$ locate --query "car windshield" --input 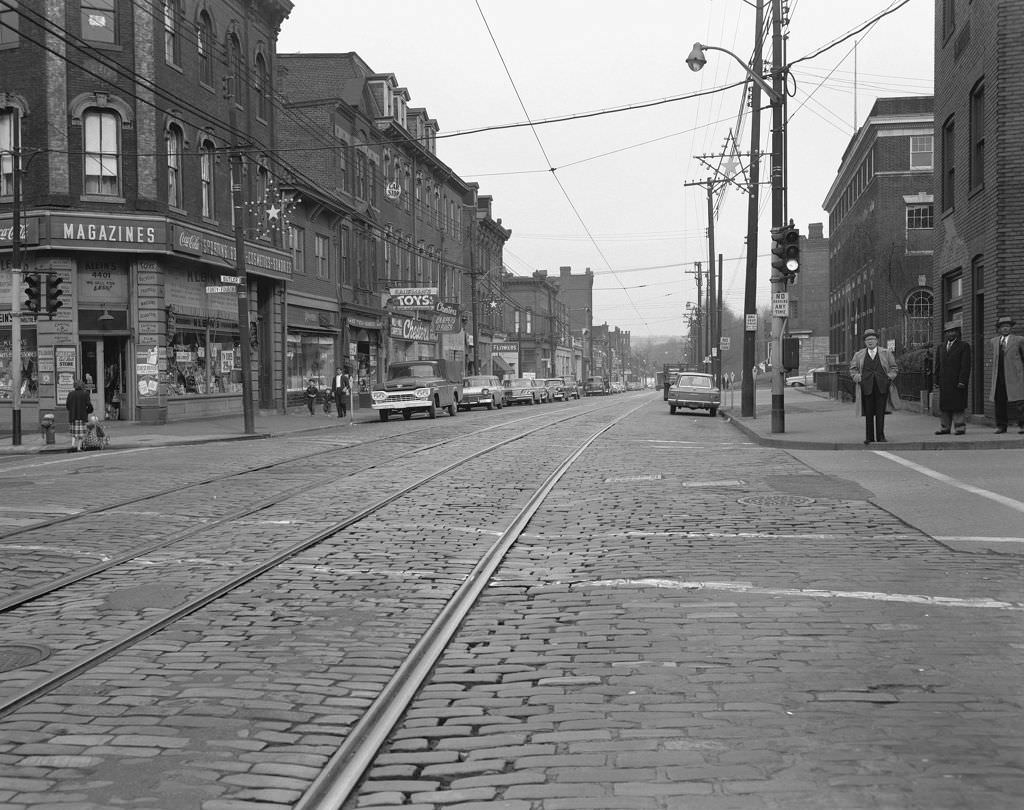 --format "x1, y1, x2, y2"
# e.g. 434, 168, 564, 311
463, 377, 491, 386
676, 375, 712, 388
390, 363, 439, 379
508, 378, 532, 386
